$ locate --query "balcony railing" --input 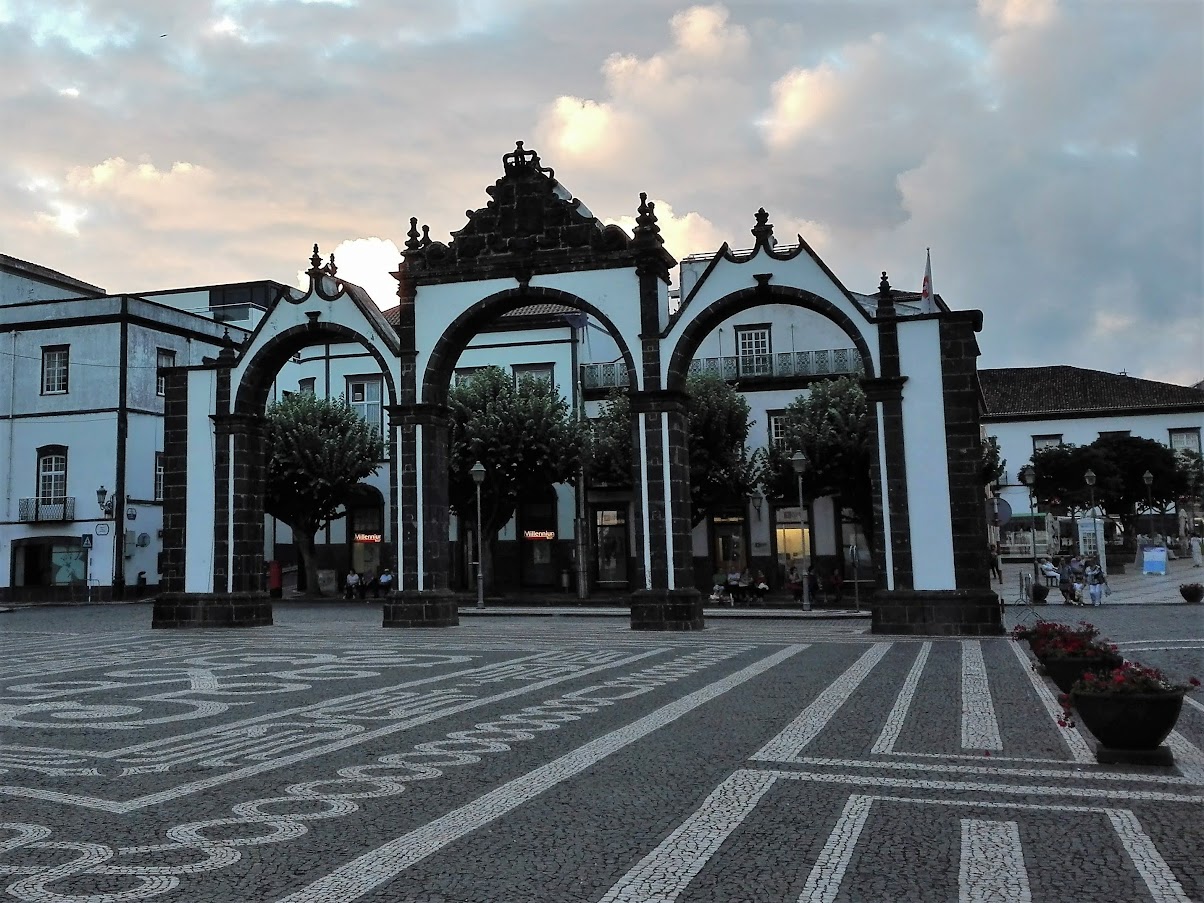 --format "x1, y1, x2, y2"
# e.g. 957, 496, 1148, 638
580, 348, 862, 390
19, 497, 76, 522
